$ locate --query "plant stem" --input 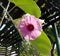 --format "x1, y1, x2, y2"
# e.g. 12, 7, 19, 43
51, 42, 56, 56
52, 23, 60, 56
